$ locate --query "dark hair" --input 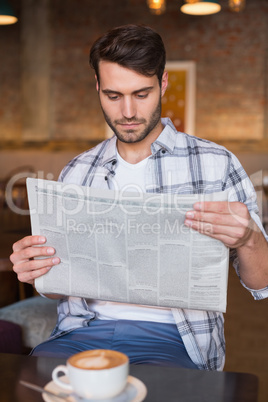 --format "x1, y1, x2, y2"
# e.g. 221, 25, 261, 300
89, 24, 166, 86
